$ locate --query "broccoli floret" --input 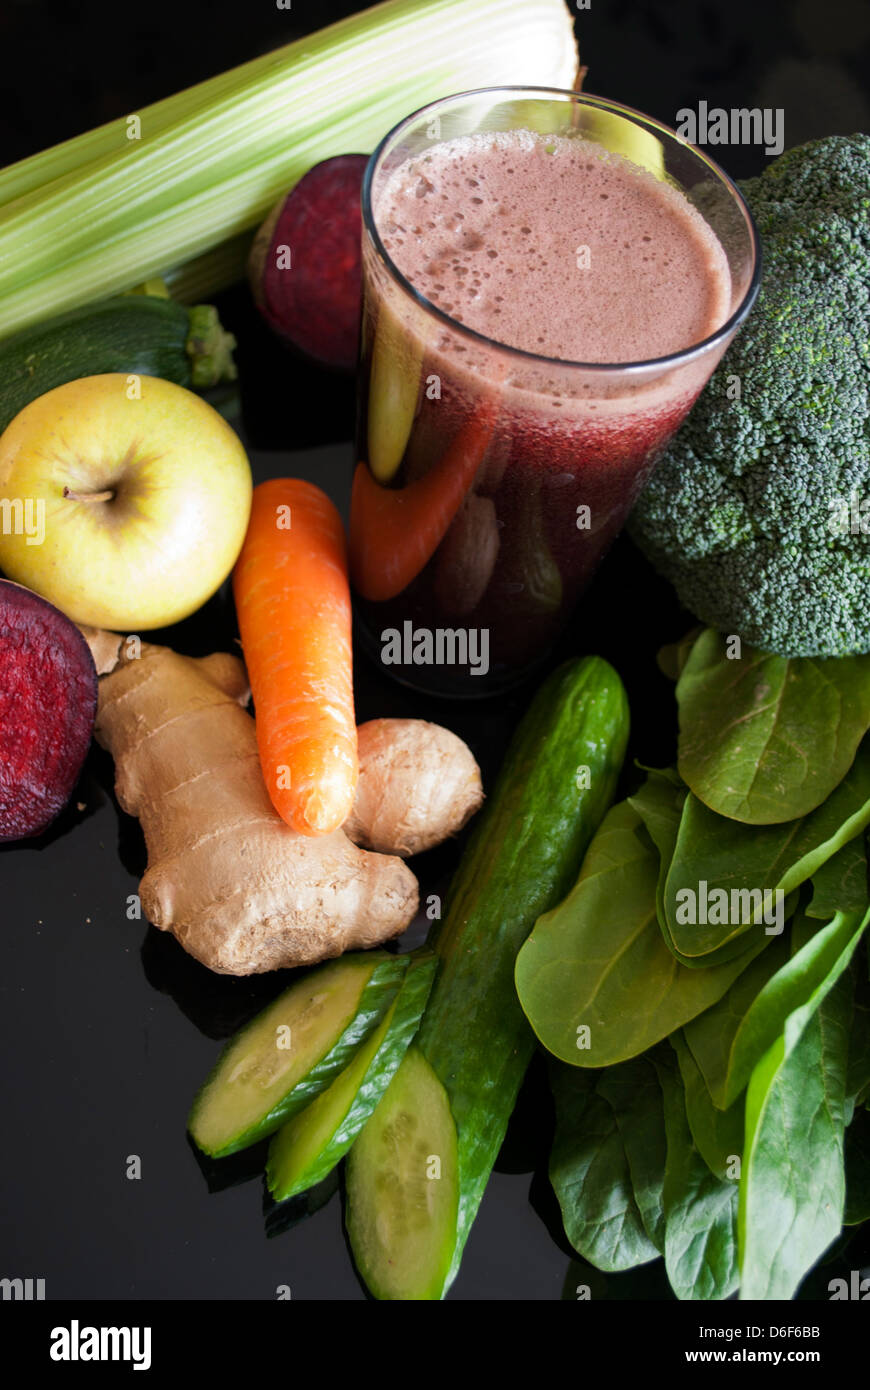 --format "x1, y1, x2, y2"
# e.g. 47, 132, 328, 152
629, 134, 870, 658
